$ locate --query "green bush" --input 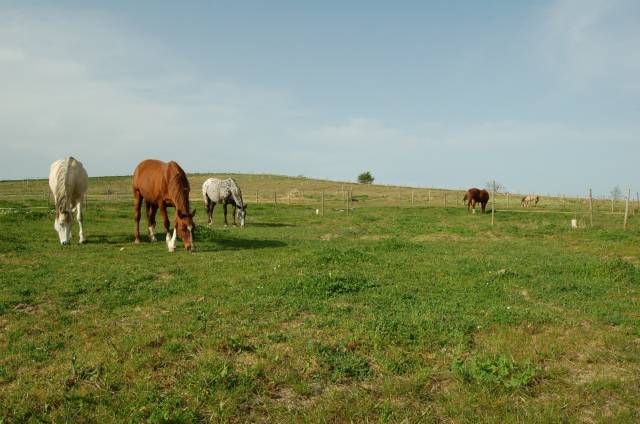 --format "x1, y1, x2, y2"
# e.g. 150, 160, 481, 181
357, 171, 374, 184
